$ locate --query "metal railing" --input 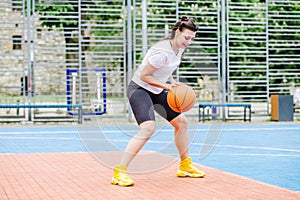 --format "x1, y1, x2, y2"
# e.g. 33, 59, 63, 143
0, 0, 299, 122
